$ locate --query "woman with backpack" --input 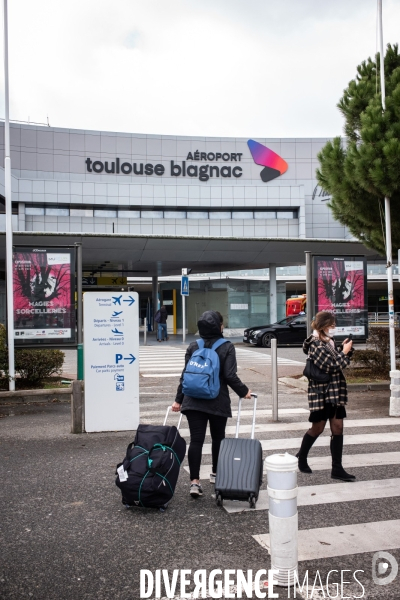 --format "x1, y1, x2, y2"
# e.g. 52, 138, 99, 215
297, 311, 355, 481
171, 310, 252, 498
